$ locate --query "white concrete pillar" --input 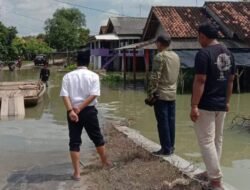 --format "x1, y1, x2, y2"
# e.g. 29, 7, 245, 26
98, 56, 102, 69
